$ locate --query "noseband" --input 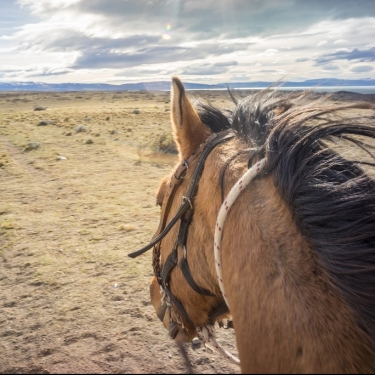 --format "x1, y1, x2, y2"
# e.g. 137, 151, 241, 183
129, 129, 235, 332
